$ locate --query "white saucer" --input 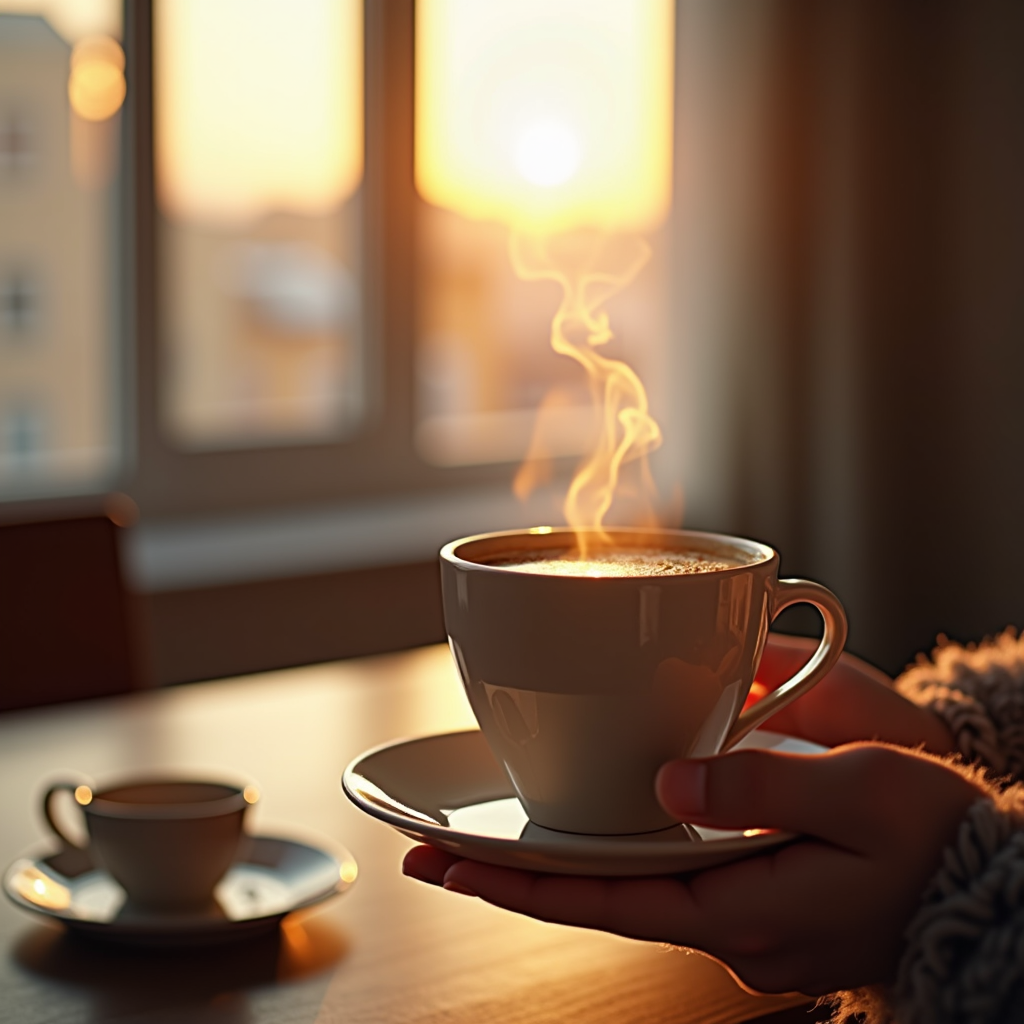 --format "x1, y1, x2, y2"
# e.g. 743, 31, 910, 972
343, 729, 825, 877
3, 835, 357, 946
